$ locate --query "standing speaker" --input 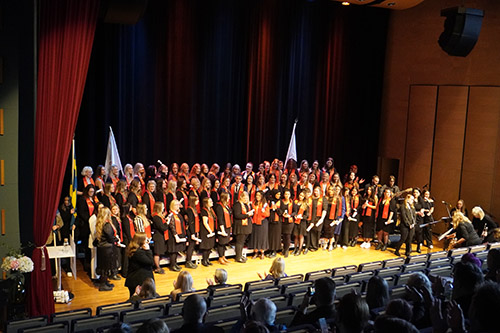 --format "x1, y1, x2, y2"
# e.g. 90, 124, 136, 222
438, 7, 484, 57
